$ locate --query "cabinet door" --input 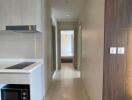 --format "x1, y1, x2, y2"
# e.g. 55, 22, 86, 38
19, 0, 38, 25
0, 0, 22, 28
0, 0, 41, 30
